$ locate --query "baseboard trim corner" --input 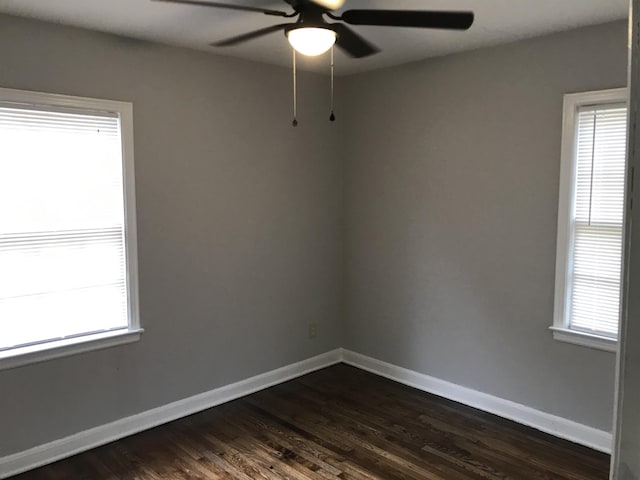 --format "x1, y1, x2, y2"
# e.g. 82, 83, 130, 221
0, 348, 342, 479
341, 349, 612, 454
1, 347, 612, 478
